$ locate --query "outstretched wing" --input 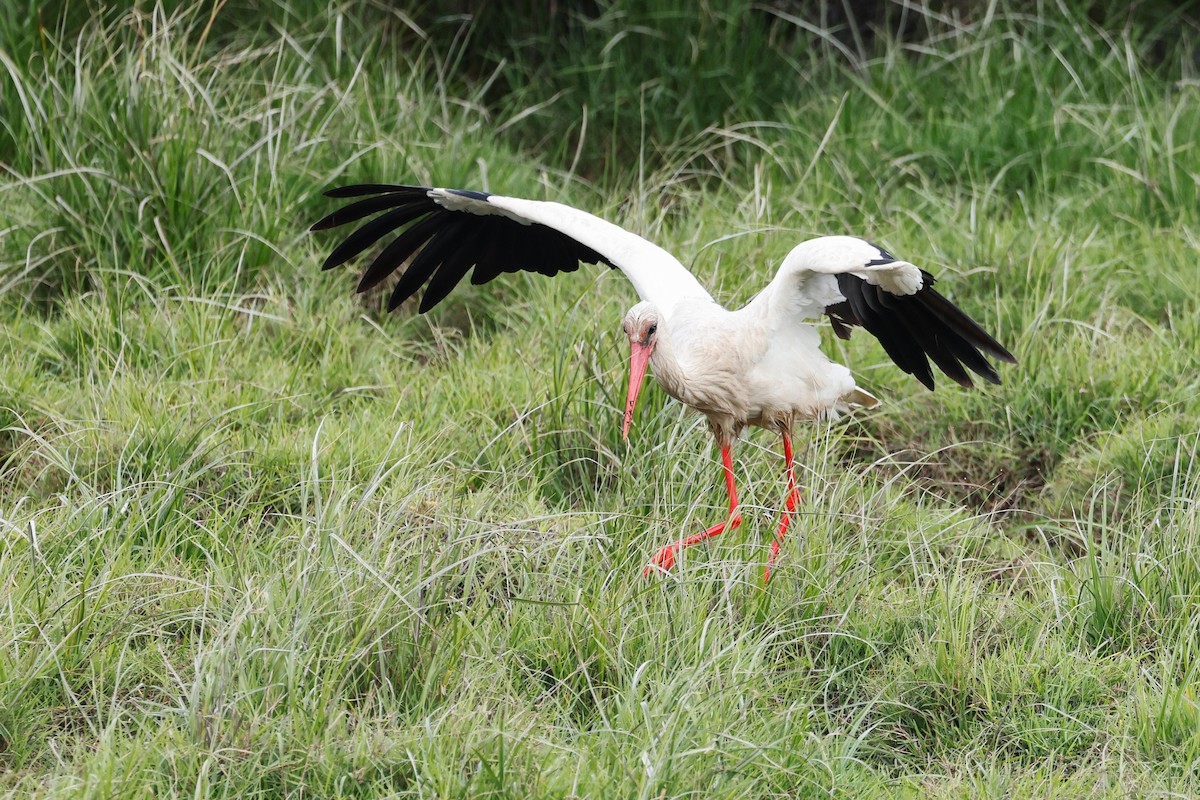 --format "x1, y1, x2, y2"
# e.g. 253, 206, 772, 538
770, 236, 1016, 390
310, 184, 713, 314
